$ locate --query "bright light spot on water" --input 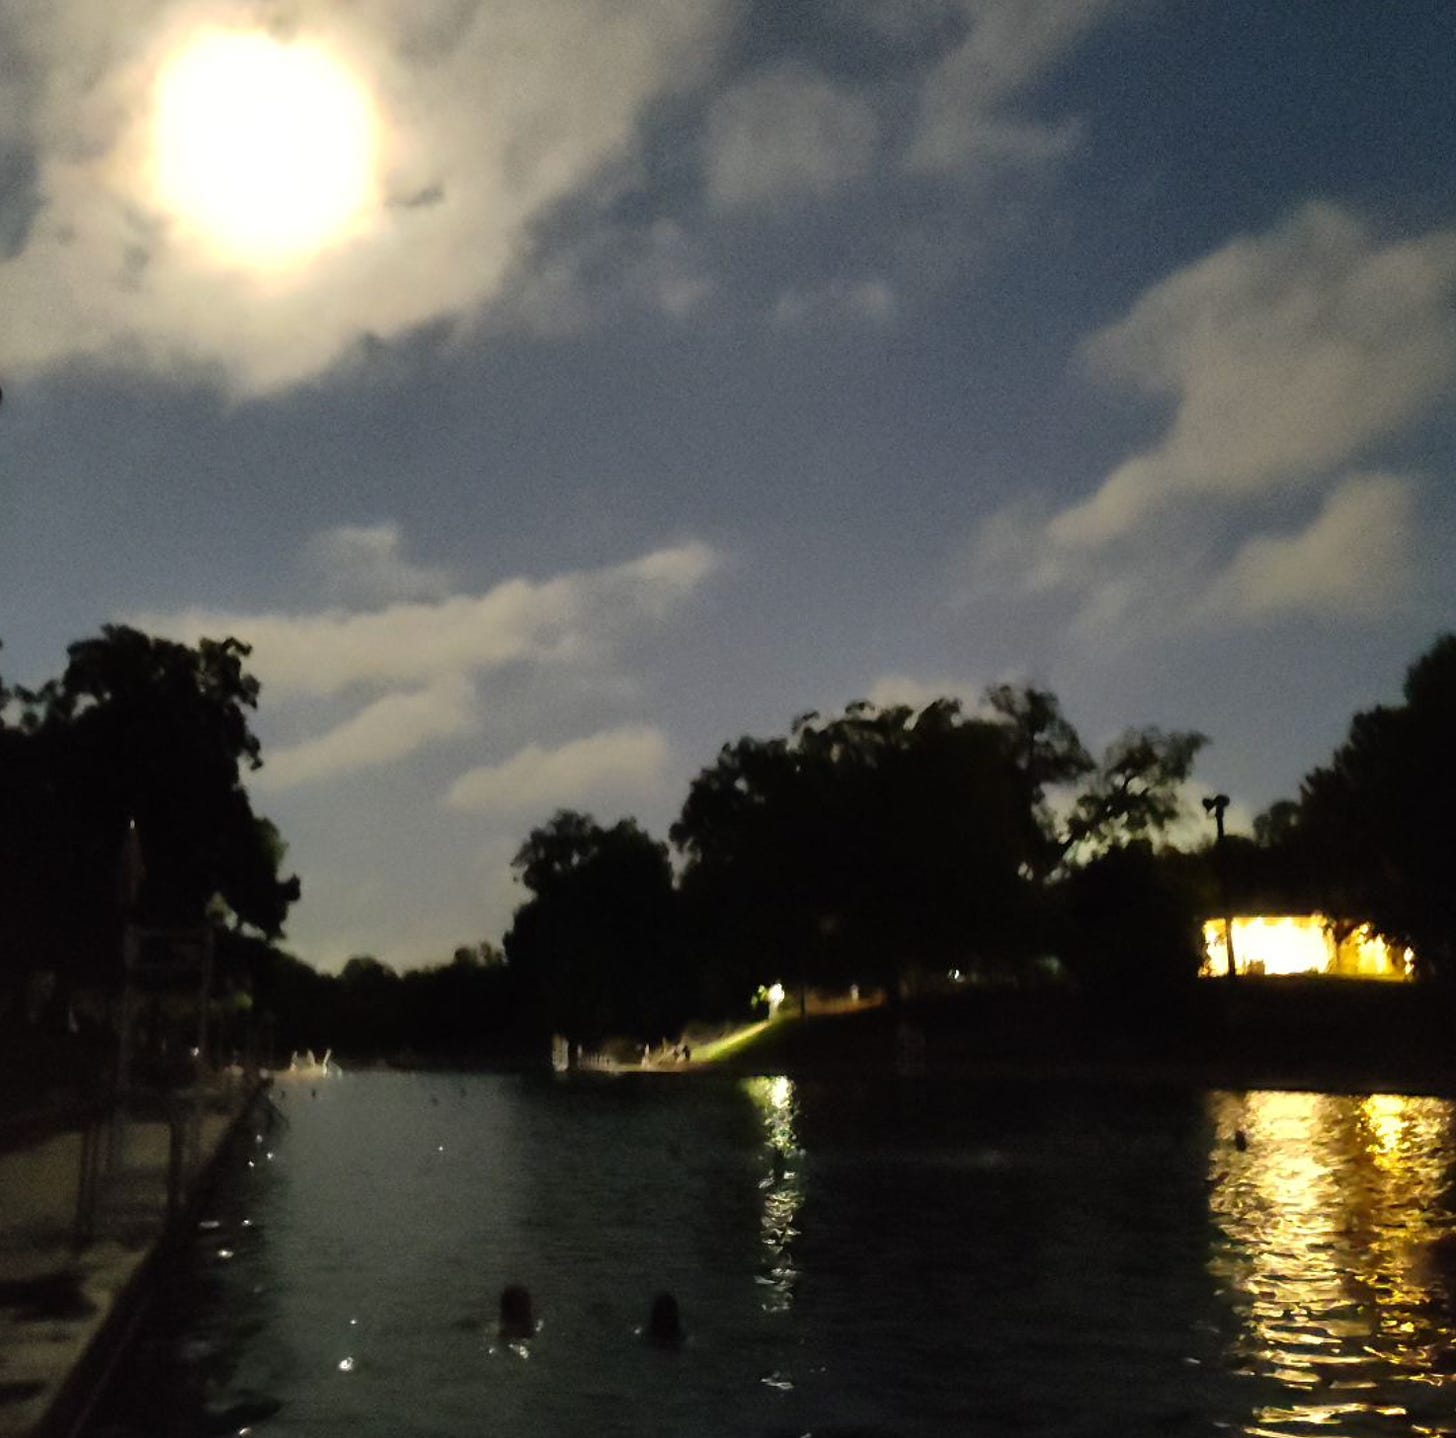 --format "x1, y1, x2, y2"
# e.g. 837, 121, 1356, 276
745, 1076, 797, 1152
349, 1317, 358, 1326
1208, 1089, 1454, 1434
744, 1076, 803, 1312
437, 1145, 444, 1152
338, 1356, 355, 1372
216, 1247, 234, 1259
